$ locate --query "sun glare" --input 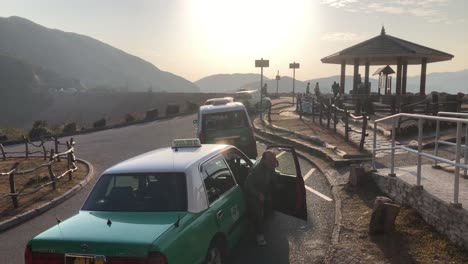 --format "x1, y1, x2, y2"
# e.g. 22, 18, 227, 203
189, 0, 311, 59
